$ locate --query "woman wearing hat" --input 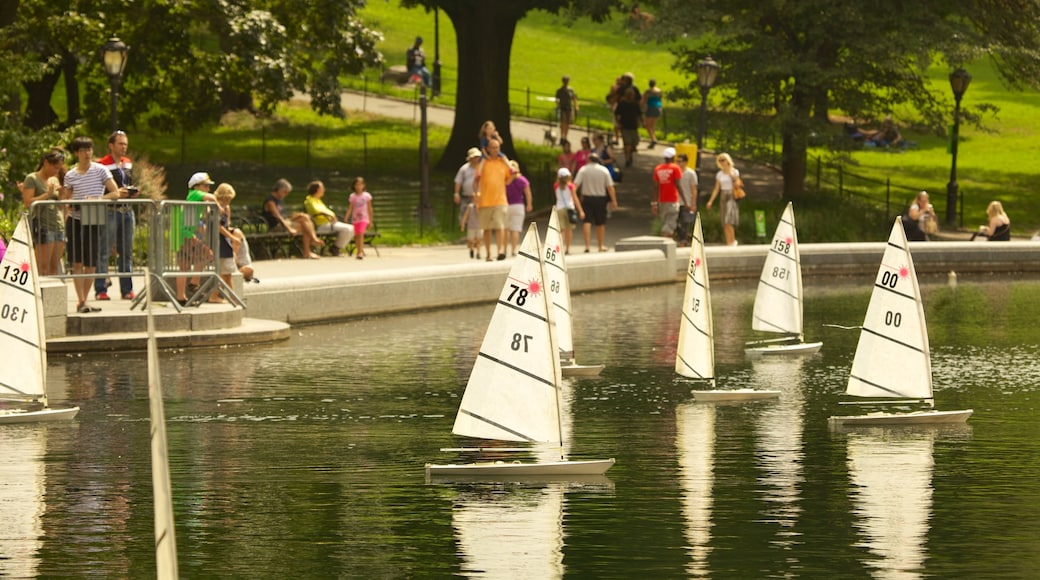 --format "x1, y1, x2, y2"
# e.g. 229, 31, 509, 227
553, 167, 584, 255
